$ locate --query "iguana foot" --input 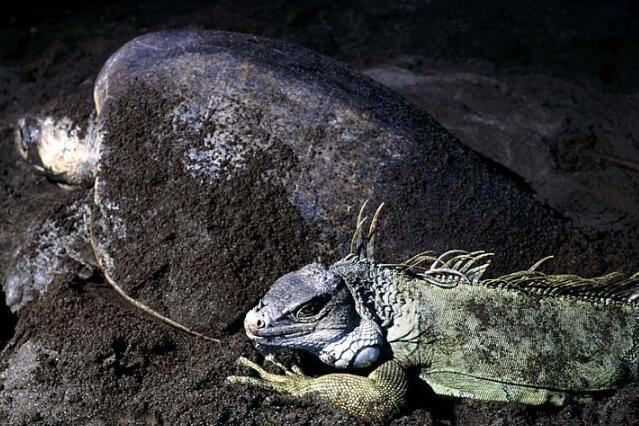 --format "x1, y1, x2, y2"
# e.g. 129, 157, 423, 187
226, 355, 309, 393
227, 356, 409, 421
